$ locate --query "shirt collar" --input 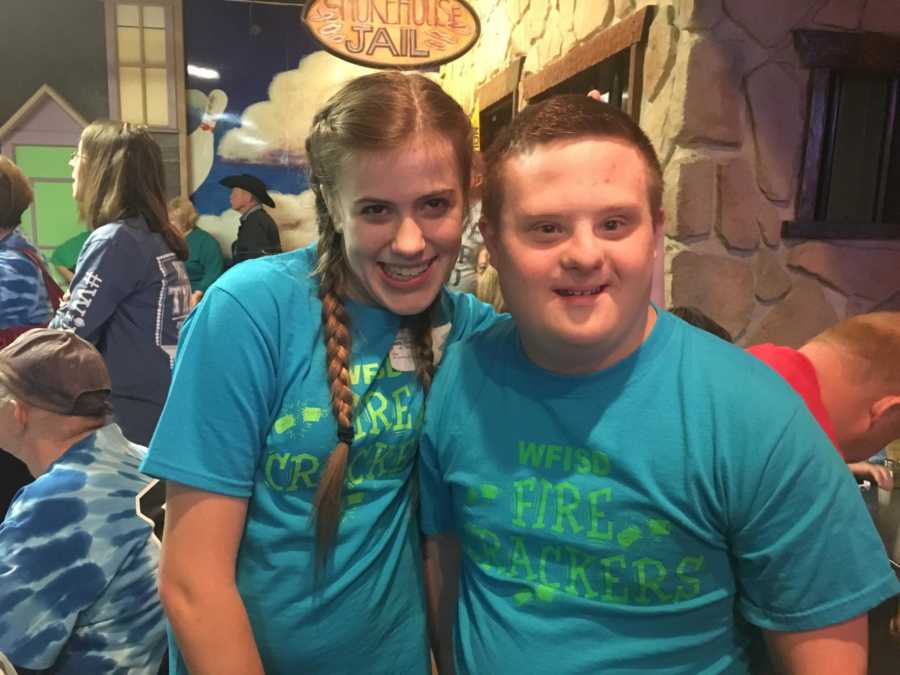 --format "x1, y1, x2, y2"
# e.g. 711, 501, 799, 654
240, 204, 263, 222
